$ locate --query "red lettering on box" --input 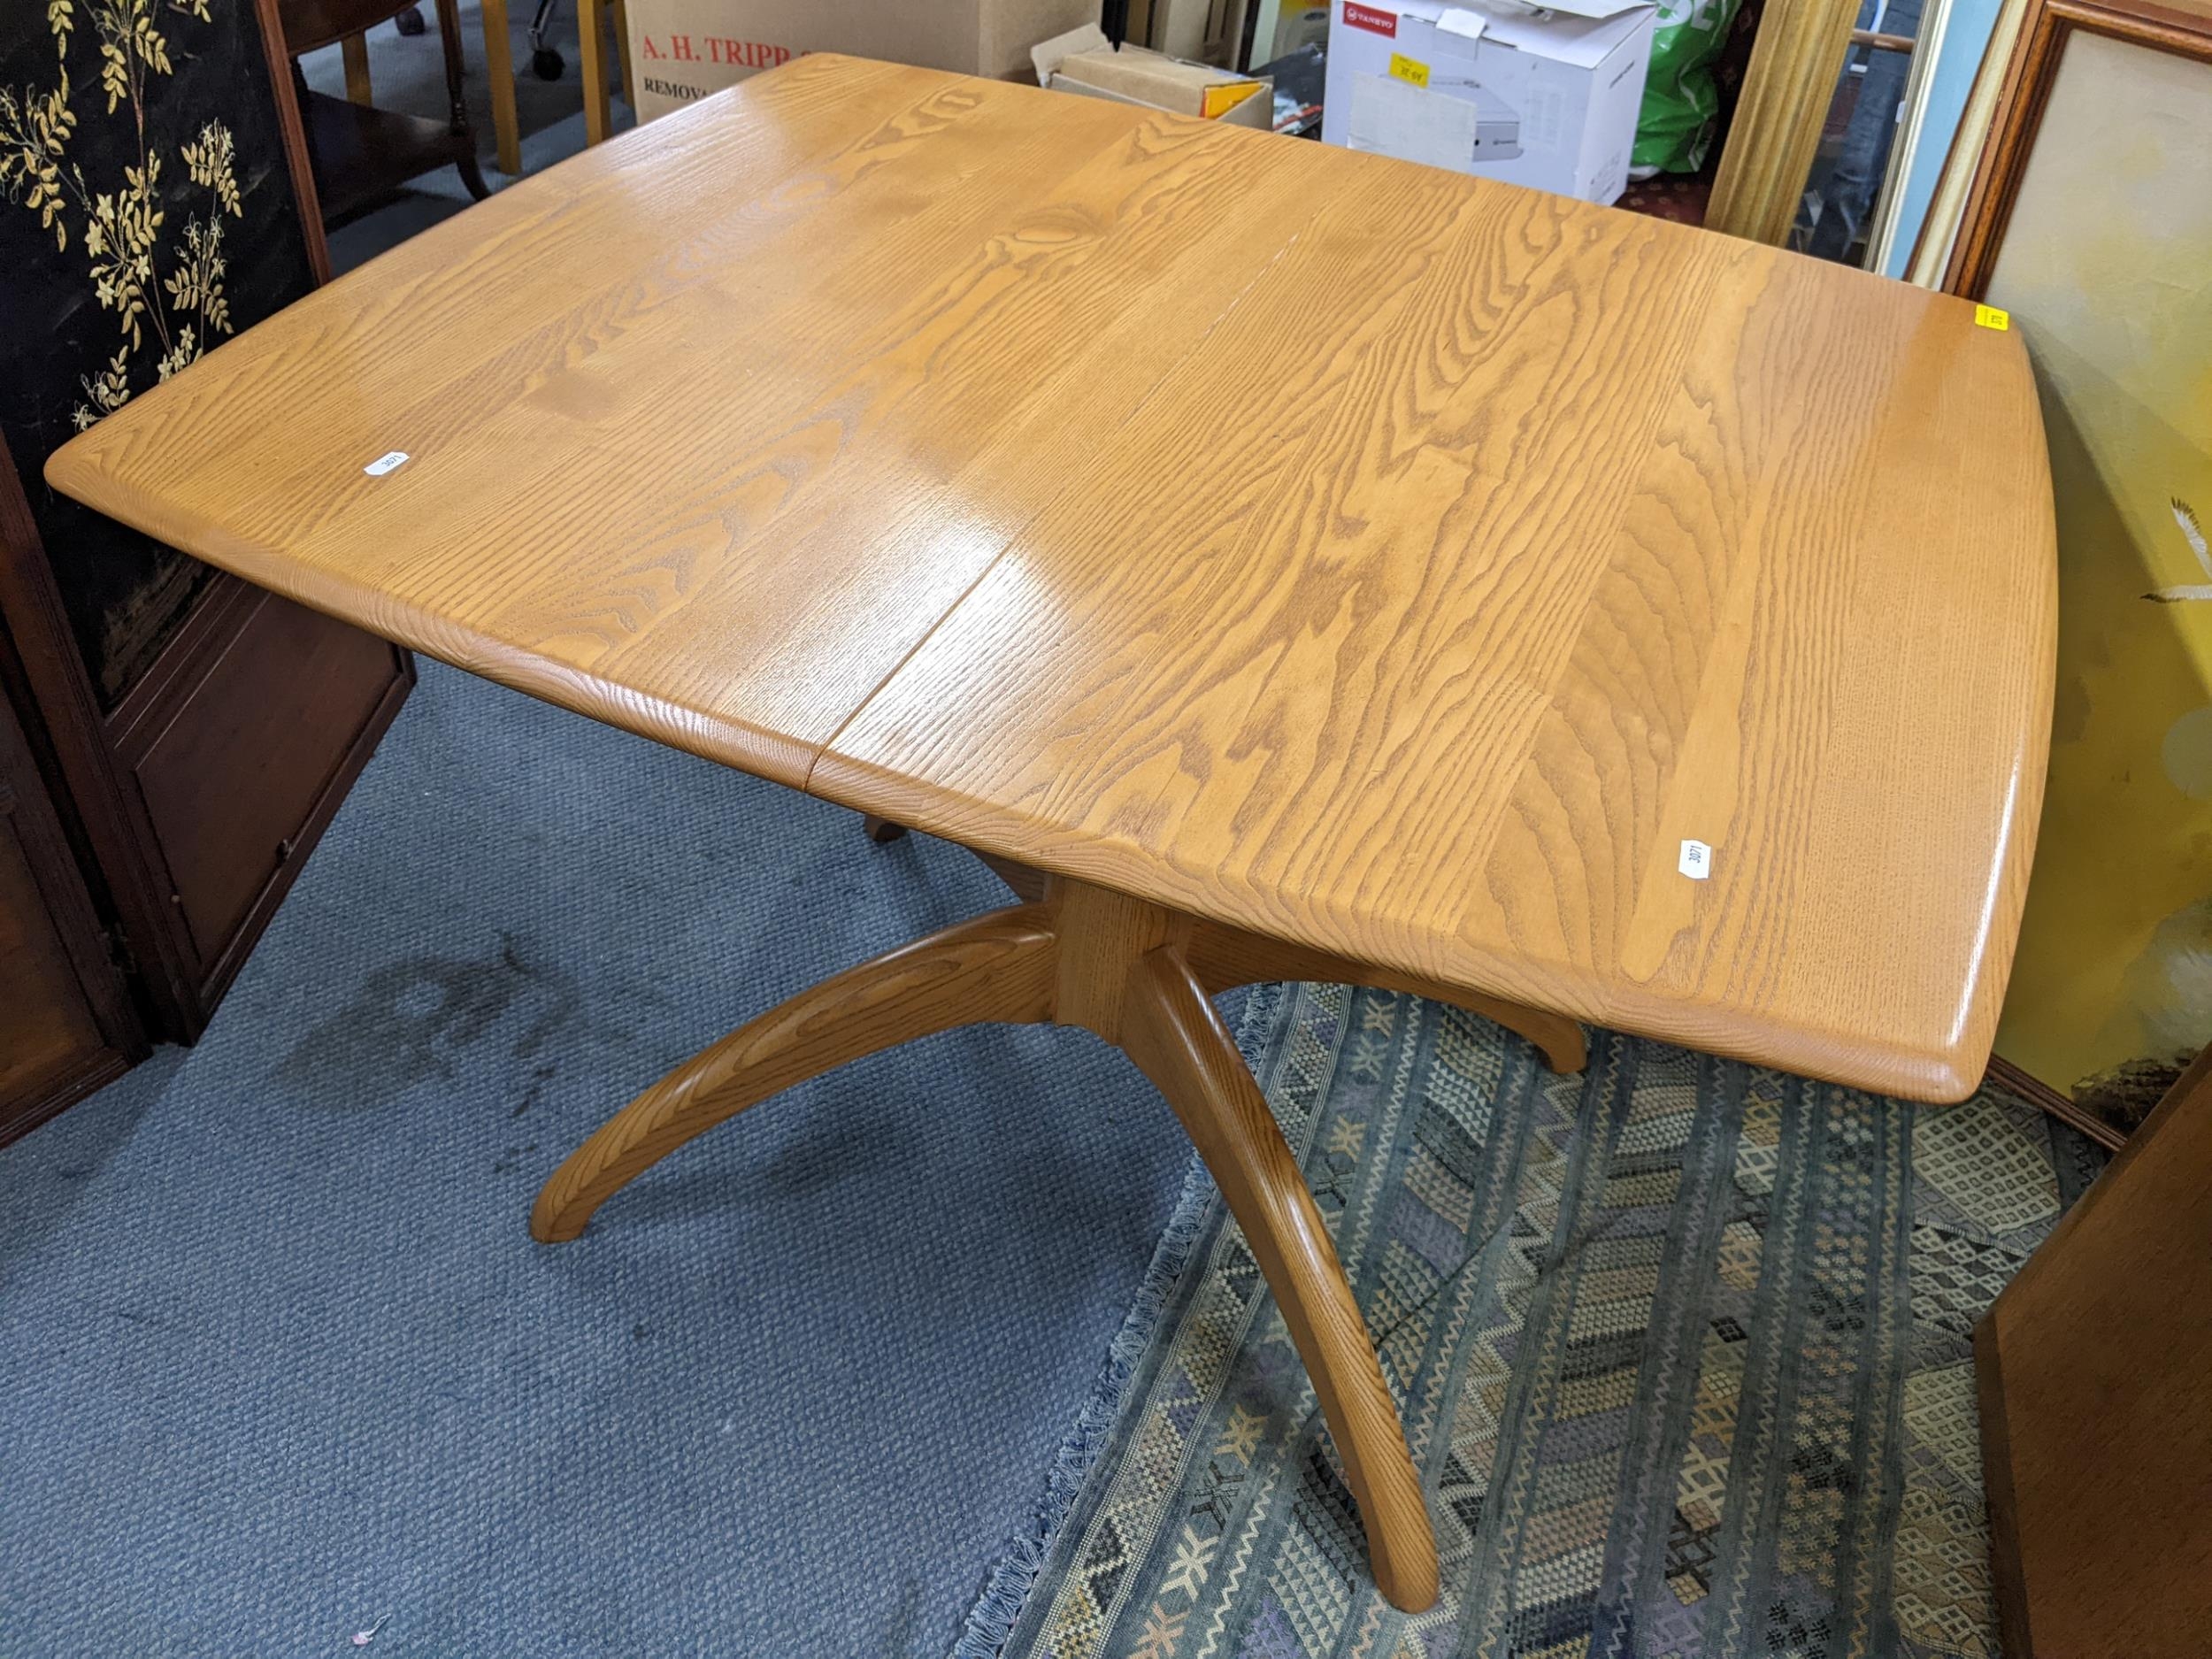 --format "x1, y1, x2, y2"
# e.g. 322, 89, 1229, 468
1342, 2, 1397, 35
705, 36, 790, 68
670, 32, 696, 59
